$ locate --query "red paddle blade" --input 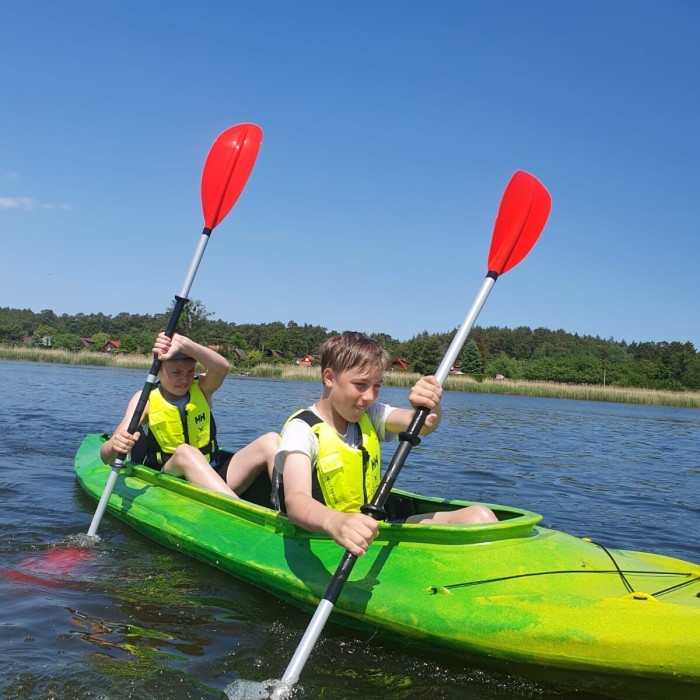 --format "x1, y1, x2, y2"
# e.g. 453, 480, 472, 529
487, 170, 551, 275
201, 123, 263, 230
